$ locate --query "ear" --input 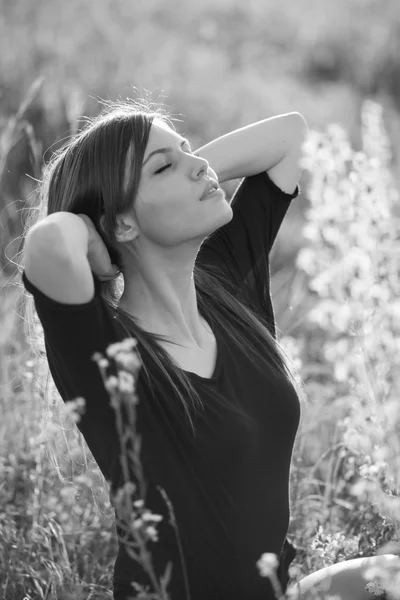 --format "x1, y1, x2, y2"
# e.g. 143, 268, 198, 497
114, 212, 140, 243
